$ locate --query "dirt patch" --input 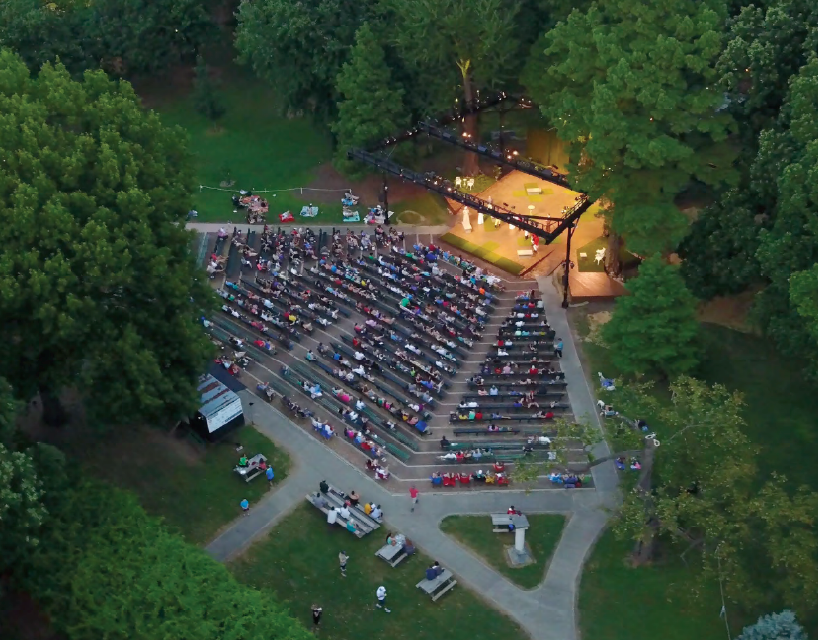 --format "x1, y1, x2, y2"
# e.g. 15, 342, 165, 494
697, 289, 760, 333
301, 163, 427, 205
585, 311, 612, 345
131, 64, 195, 110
